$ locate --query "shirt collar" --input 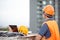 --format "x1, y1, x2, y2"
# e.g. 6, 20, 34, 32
45, 18, 54, 22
